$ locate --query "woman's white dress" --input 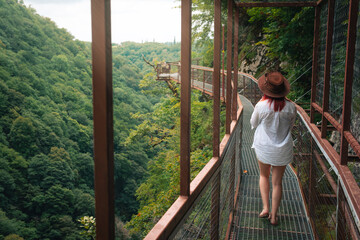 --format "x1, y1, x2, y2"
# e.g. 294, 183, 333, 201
250, 99, 296, 166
